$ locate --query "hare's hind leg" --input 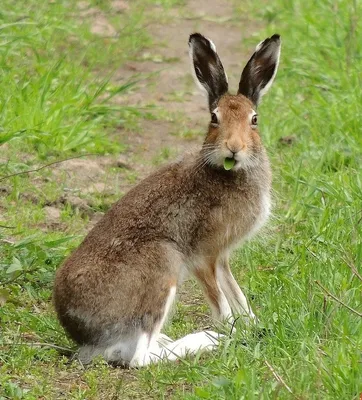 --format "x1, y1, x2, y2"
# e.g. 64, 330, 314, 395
103, 285, 221, 367
102, 286, 177, 367
128, 285, 222, 366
